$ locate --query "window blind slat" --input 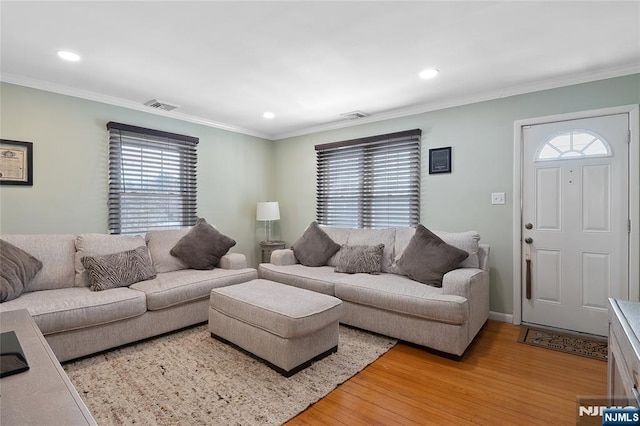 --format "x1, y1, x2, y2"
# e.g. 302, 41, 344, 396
316, 129, 421, 229
108, 122, 198, 235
